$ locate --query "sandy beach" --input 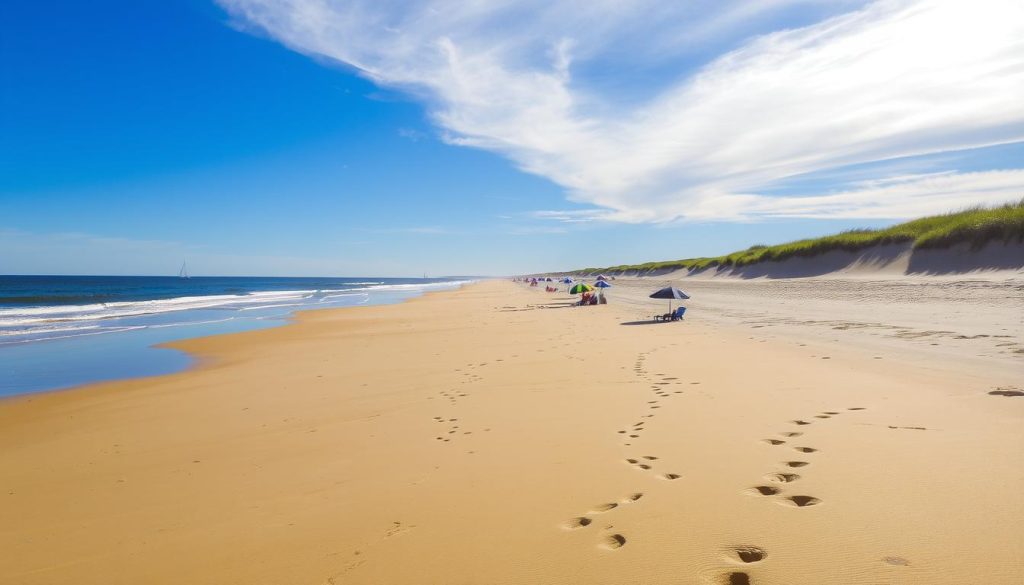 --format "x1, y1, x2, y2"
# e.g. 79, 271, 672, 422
2, 277, 1022, 585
